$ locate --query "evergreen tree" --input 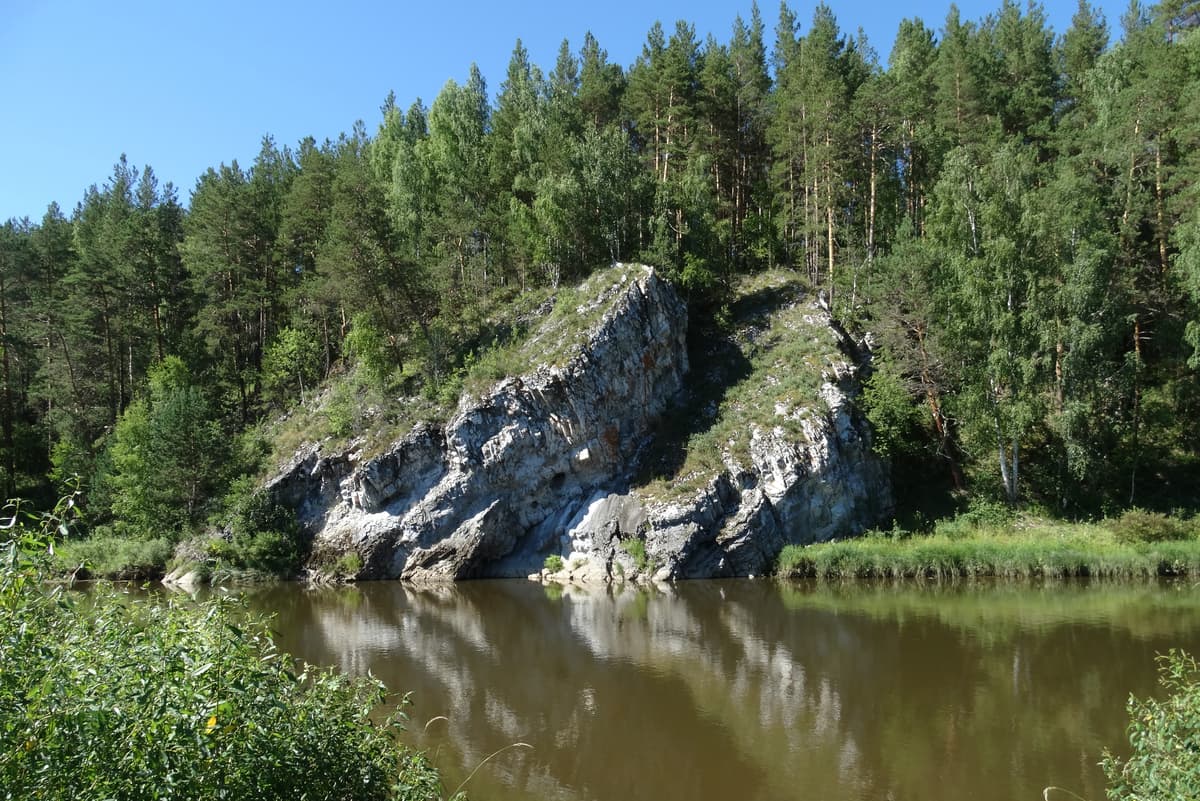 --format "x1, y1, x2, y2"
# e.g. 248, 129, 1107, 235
727, 4, 774, 267
888, 18, 941, 233
103, 357, 229, 539
184, 162, 262, 423
423, 67, 492, 299
578, 32, 625, 130
933, 6, 999, 150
